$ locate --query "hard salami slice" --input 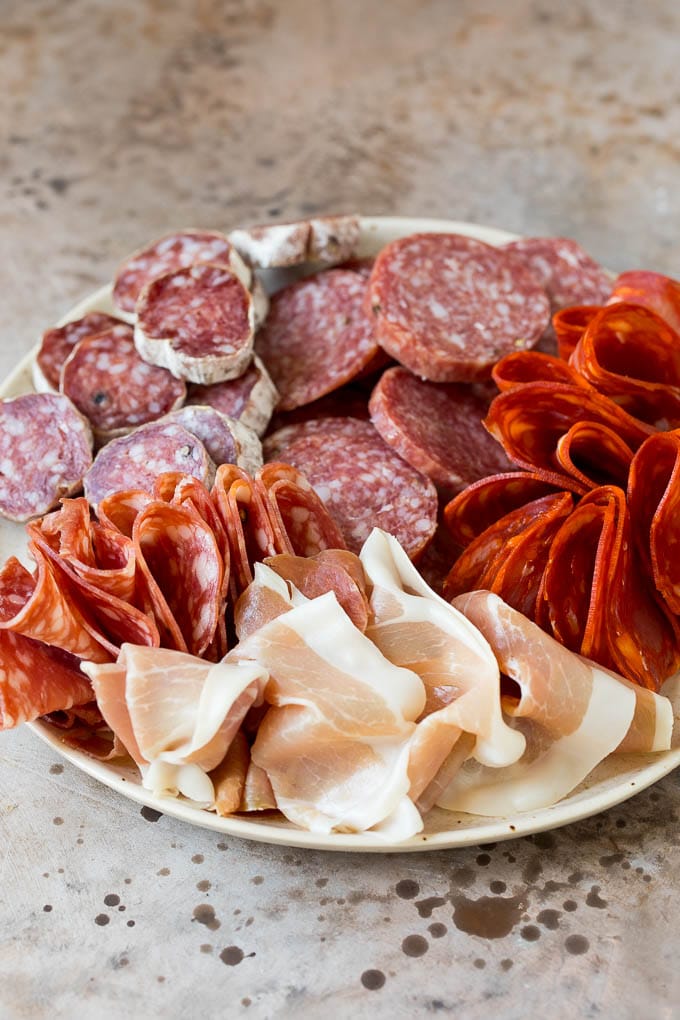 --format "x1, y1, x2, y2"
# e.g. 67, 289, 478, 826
135, 264, 255, 385
255, 269, 379, 411
256, 462, 346, 557
187, 356, 278, 437
367, 233, 550, 382
160, 405, 262, 474
368, 366, 512, 498
228, 214, 360, 269
263, 417, 438, 558
60, 324, 186, 443
503, 237, 612, 310
34, 311, 123, 393
0, 394, 93, 522
0, 631, 92, 729
83, 420, 215, 510
113, 230, 251, 315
